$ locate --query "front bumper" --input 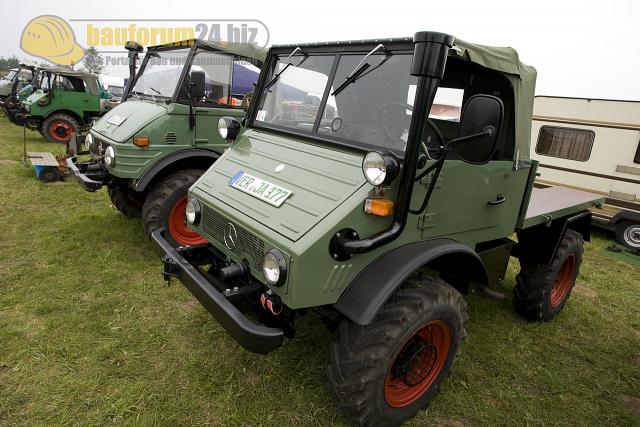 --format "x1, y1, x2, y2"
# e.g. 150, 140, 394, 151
66, 157, 110, 192
151, 228, 284, 354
